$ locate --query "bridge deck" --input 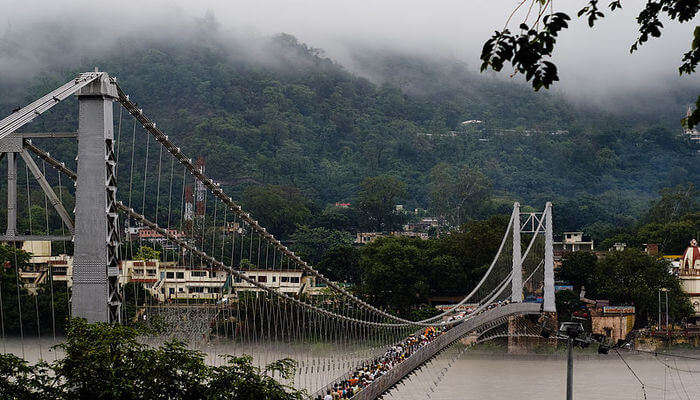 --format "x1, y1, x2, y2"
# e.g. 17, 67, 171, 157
325, 302, 542, 400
